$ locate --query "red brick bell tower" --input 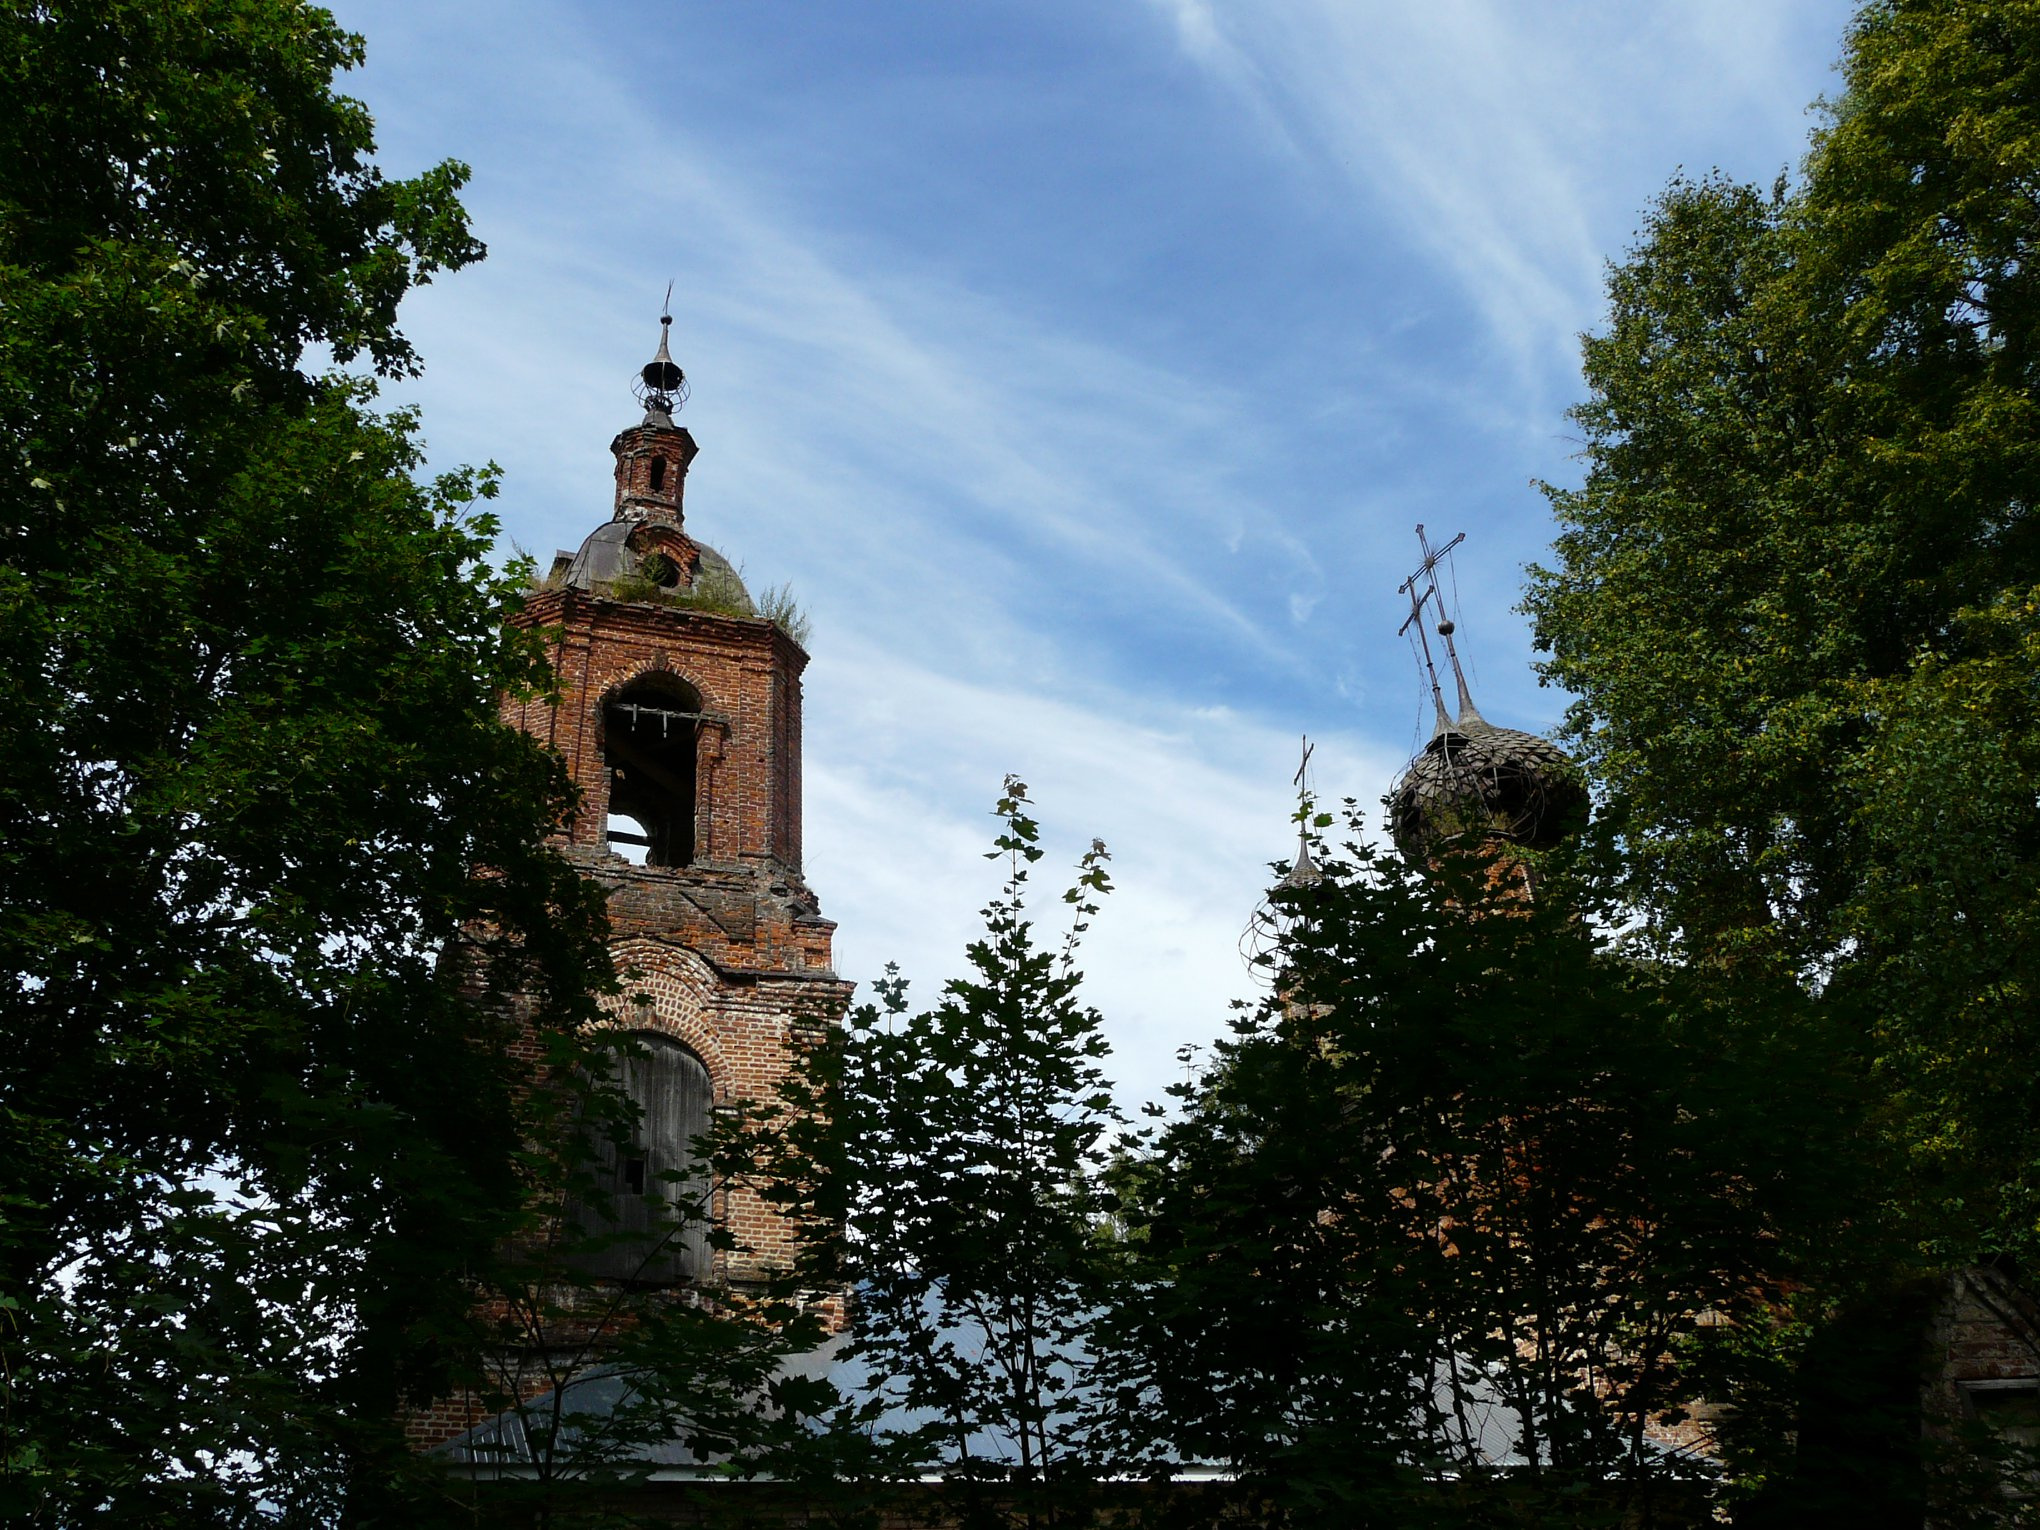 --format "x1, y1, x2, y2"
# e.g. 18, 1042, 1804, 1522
506, 316, 852, 1289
